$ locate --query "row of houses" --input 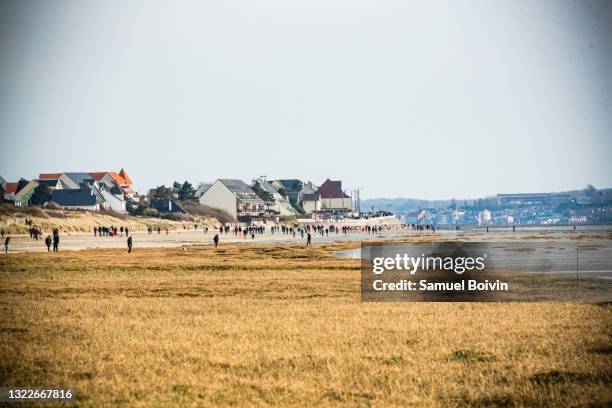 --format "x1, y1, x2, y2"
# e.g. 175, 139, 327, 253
197, 178, 352, 220
2, 170, 355, 221
1, 169, 134, 213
